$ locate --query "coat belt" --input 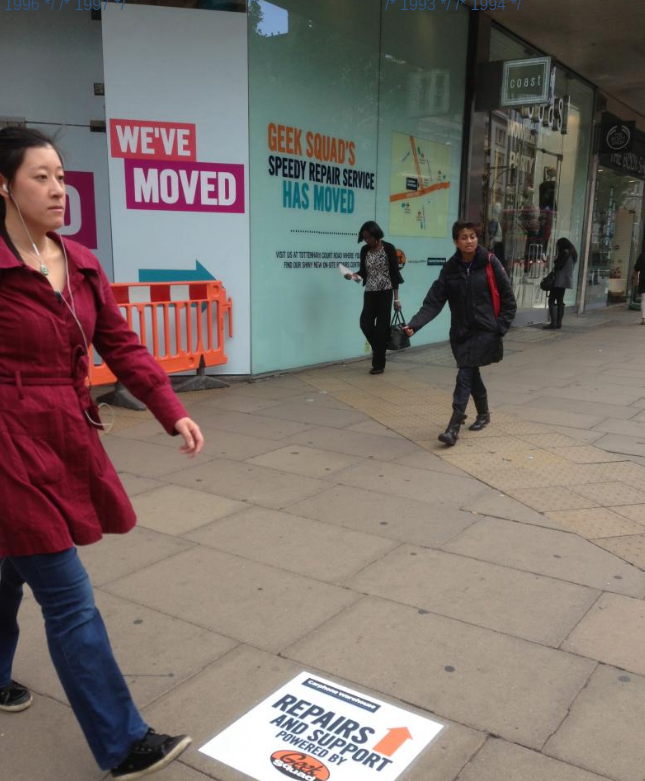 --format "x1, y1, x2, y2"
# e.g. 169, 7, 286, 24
0, 374, 75, 386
